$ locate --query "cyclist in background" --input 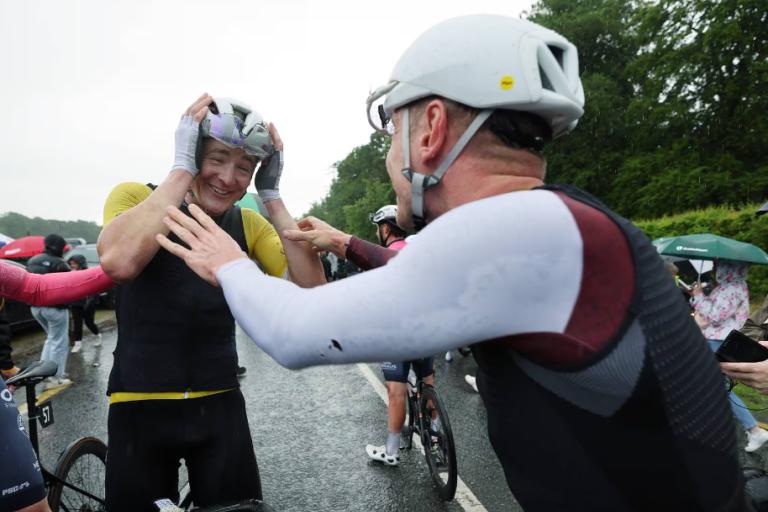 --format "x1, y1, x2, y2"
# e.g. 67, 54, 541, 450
364, 205, 437, 466
159, 16, 746, 510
